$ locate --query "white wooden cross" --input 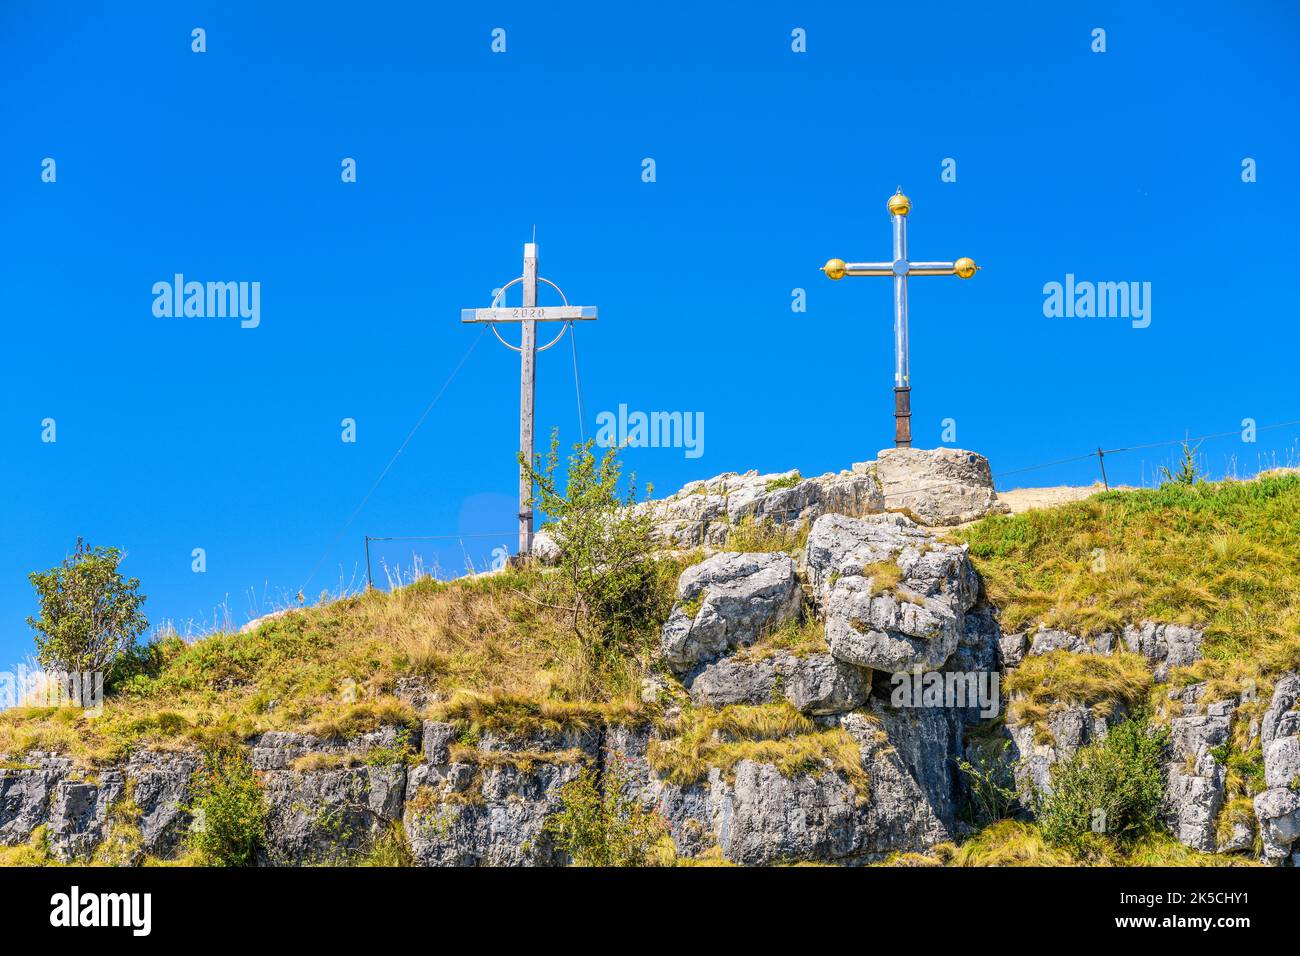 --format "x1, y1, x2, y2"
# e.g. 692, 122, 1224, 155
822, 188, 979, 448
460, 242, 598, 556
